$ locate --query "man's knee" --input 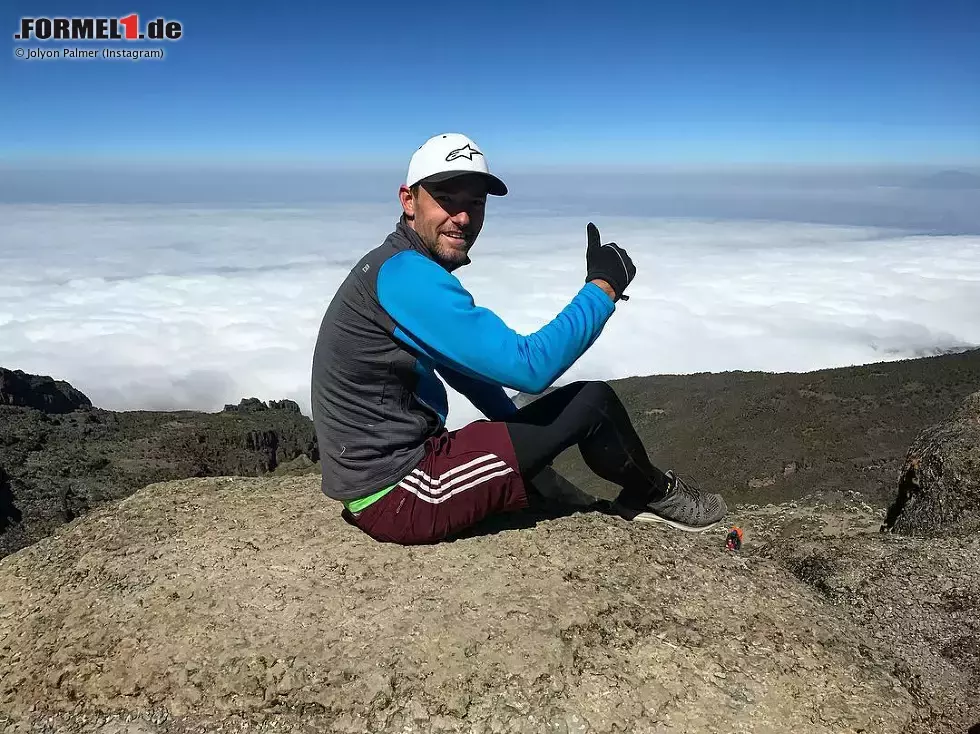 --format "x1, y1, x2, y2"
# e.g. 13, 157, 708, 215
575, 379, 619, 407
